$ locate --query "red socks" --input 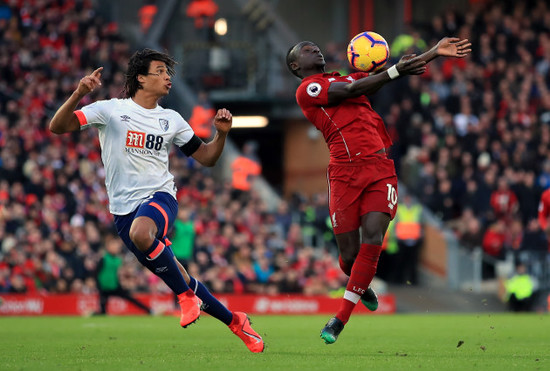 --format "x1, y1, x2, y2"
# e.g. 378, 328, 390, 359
336, 243, 382, 324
